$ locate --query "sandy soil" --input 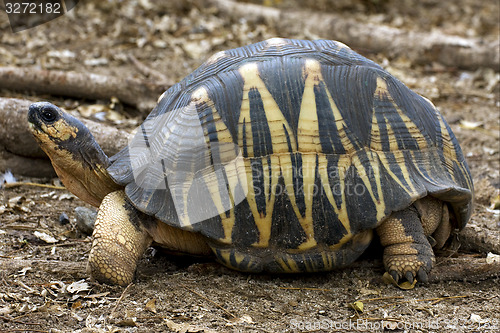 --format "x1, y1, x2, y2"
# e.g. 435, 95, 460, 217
0, 0, 499, 332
